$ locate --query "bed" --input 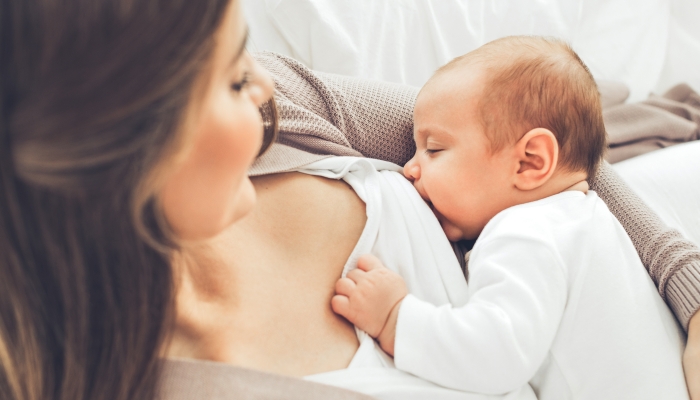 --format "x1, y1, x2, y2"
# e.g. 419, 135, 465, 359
242, 0, 700, 246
